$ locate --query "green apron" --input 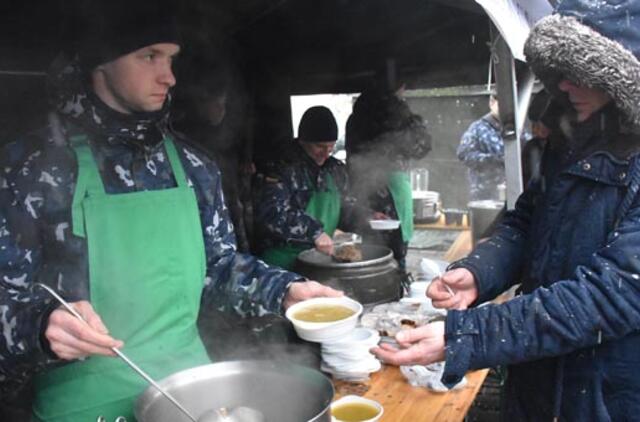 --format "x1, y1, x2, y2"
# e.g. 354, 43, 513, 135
261, 174, 341, 270
33, 135, 210, 421
387, 171, 414, 242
